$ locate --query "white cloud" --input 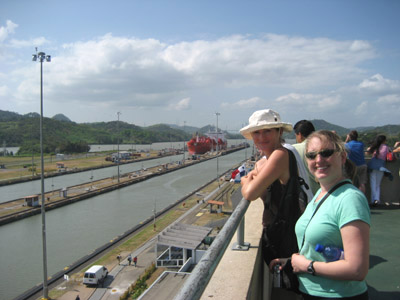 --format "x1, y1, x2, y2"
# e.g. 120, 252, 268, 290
378, 94, 400, 105
355, 101, 368, 116
168, 97, 191, 111
350, 40, 372, 52
276, 92, 341, 111
0, 20, 18, 43
1, 30, 391, 127
221, 97, 262, 108
358, 74, 400, 93
9, 37, 49, 48
0, 85, 10, 97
